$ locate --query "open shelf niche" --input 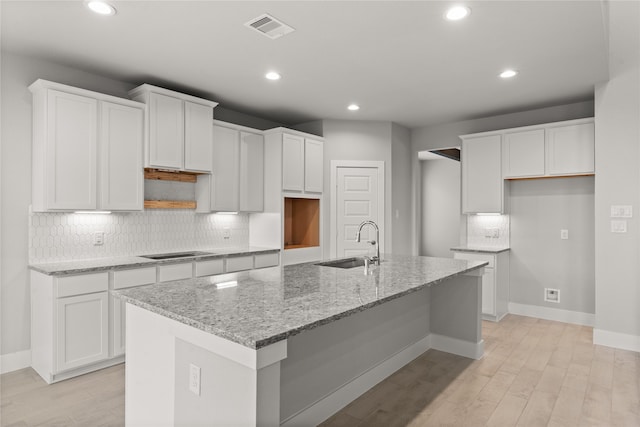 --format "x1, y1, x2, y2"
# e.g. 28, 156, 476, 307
143, 168, 203, 209
284, 197, 320, 250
